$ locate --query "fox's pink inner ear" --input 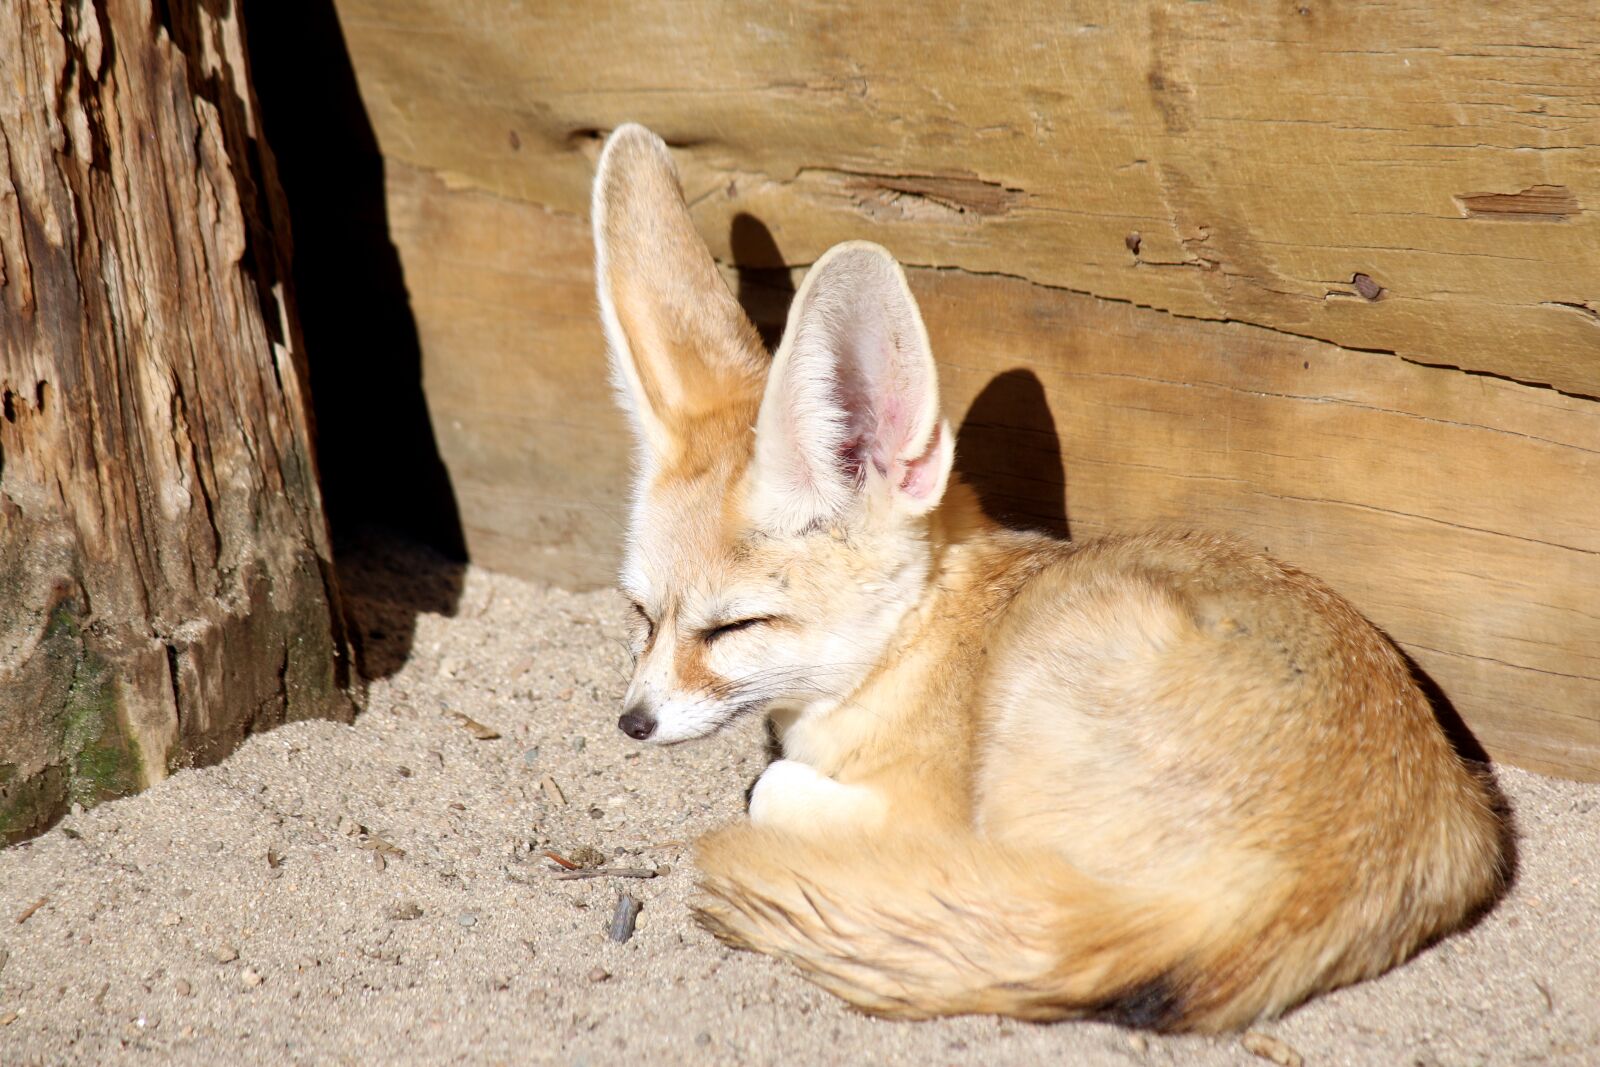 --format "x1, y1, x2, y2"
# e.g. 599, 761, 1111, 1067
831, 318, 927, 483
751, 242, 952, 530
899, 421, 947, 501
